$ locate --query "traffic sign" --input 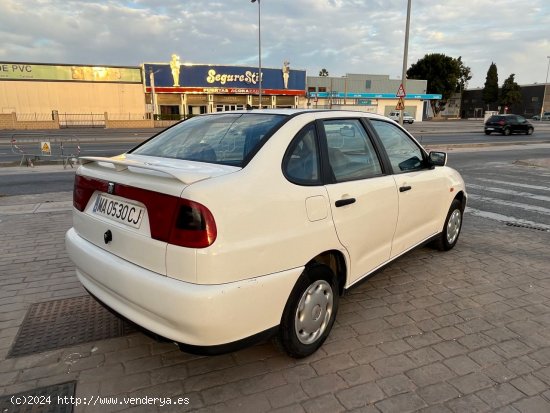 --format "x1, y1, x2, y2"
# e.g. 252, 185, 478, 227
395, 97, 405, 110
41, 141, 51, 155
396, 83, 406, 98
